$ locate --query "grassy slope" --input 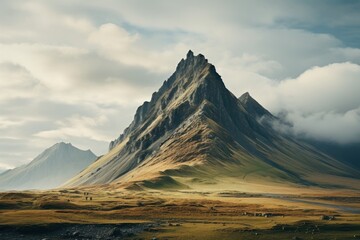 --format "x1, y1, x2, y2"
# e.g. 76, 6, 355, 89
103, 114, 360, 193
